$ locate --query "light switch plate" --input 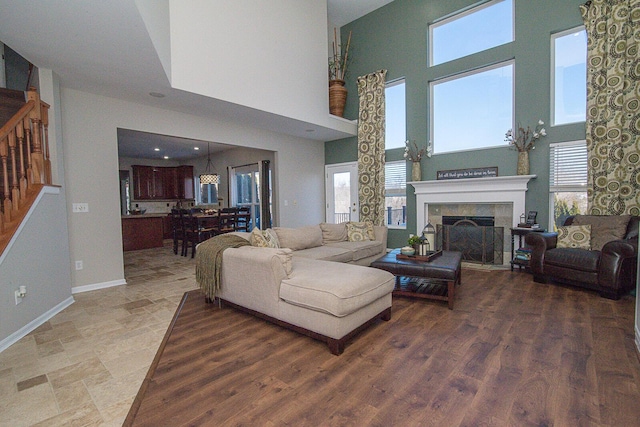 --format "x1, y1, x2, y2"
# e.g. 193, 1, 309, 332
72, 203, 89, 213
